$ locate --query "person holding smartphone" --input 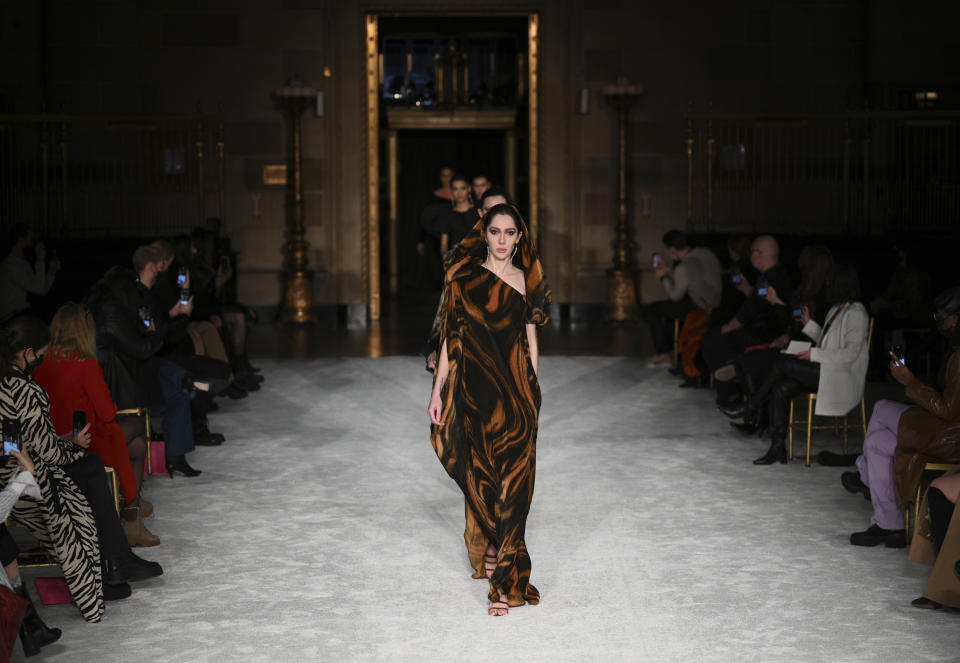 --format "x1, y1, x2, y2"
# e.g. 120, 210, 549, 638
701, 235, 794, 406
645, 230, 722, 378
0, 315, 164, 624
843, 287, 960, 547
0, 224, 60, 323
720, 265, 869, 465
